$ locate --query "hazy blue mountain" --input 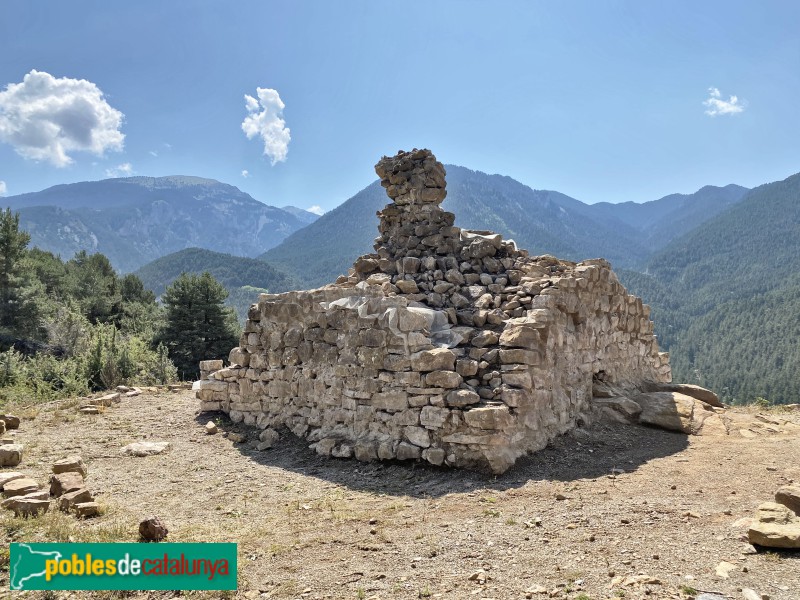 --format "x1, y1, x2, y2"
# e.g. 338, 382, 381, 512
587, 184, 748, 251
280, 206, 321, 225
5, 176, 309, 272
